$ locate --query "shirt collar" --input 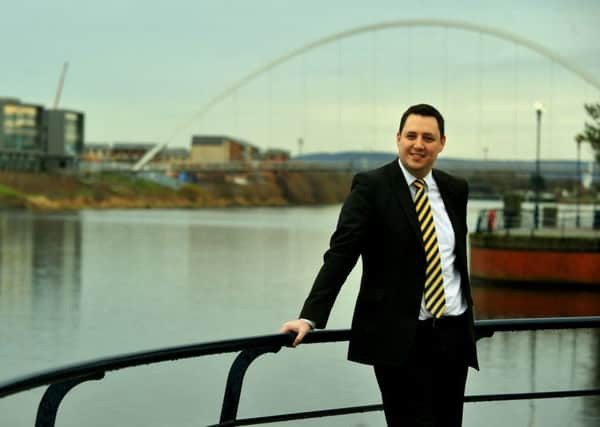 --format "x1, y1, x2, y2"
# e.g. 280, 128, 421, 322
397, 158, 436, 190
